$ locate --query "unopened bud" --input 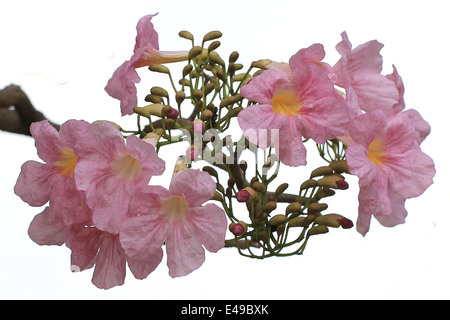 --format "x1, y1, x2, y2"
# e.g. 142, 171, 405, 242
150, 86, 169, 98
275, 183, 289, 197
310, 166, 334, 178
202, 166, 218, 179
251, 181, 266, 193
175, 91, 186, 105
167, 108, 179, 119
317, 174, 347, 189
192, 119, 206, 133
179, 30, 194, 41
337, 217, 354, 229
329, 160, 349, 173
229, 221, 247, 236
172, 156, 188, 181
307, 225, 329, 236
229, 51, 239, 63
201, 109, 213, 121
286, 202, 302, 214
93, 120, 122, 131
251, 59, 272, 69
203, 31, 222, 43
336, 180, 349, 190
188, 46, 204, 60
307, 203, 328, 214
268, 214, 287, 226
315, 214, 346, 228
236, 187, 258, 202
134, 104, 172, 118
186, 145, 200, 161
148, 64, 170, 74
211, 191, 223, 202
287, 217, 308, 228
300, 179, 318, 190
263, 201, 277, 213
204, 82, 216, 96
208, 40, 221, 52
